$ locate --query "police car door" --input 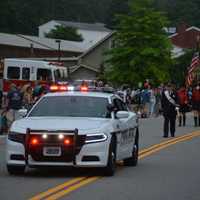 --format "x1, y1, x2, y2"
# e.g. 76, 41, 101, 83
112, 98, 134, 160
